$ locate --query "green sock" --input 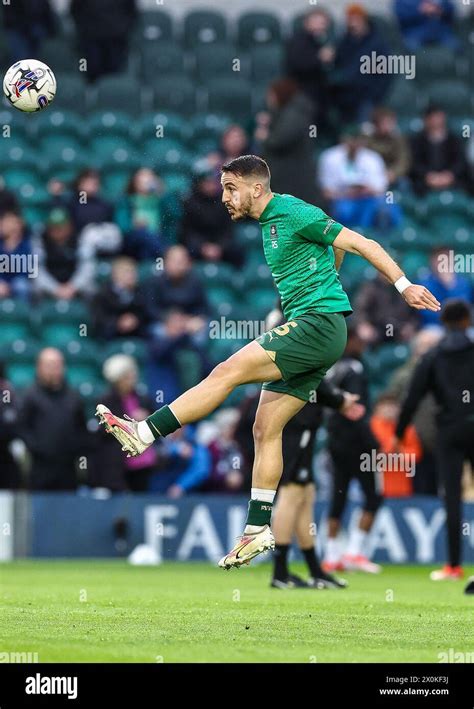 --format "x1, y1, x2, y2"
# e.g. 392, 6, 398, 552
246, 499, 273, 527
146, 405, 181, 438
